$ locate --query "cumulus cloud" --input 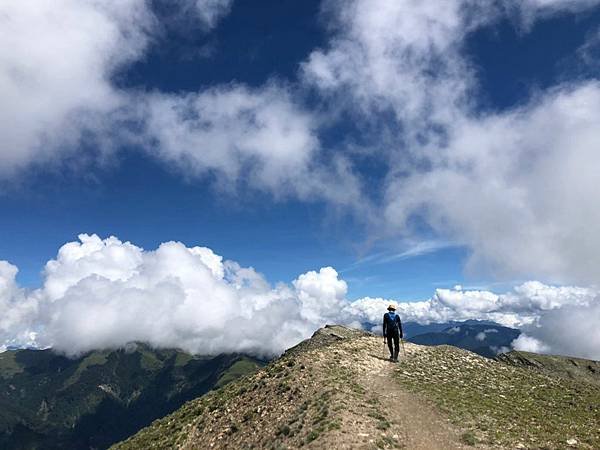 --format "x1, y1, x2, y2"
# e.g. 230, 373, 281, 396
1, 235, 352, 357
2, 1, 600, 360
0, 0, 235, 174
385, 82, 600, 283
0, 1, 360, 205
139, 84, 362, 204
142, 84, 317, 186
0, 0, 152, 174
4, 0, 600, 280
1, 235, 599, 359
0, 262, 39, 351
347, 281, 600, 359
